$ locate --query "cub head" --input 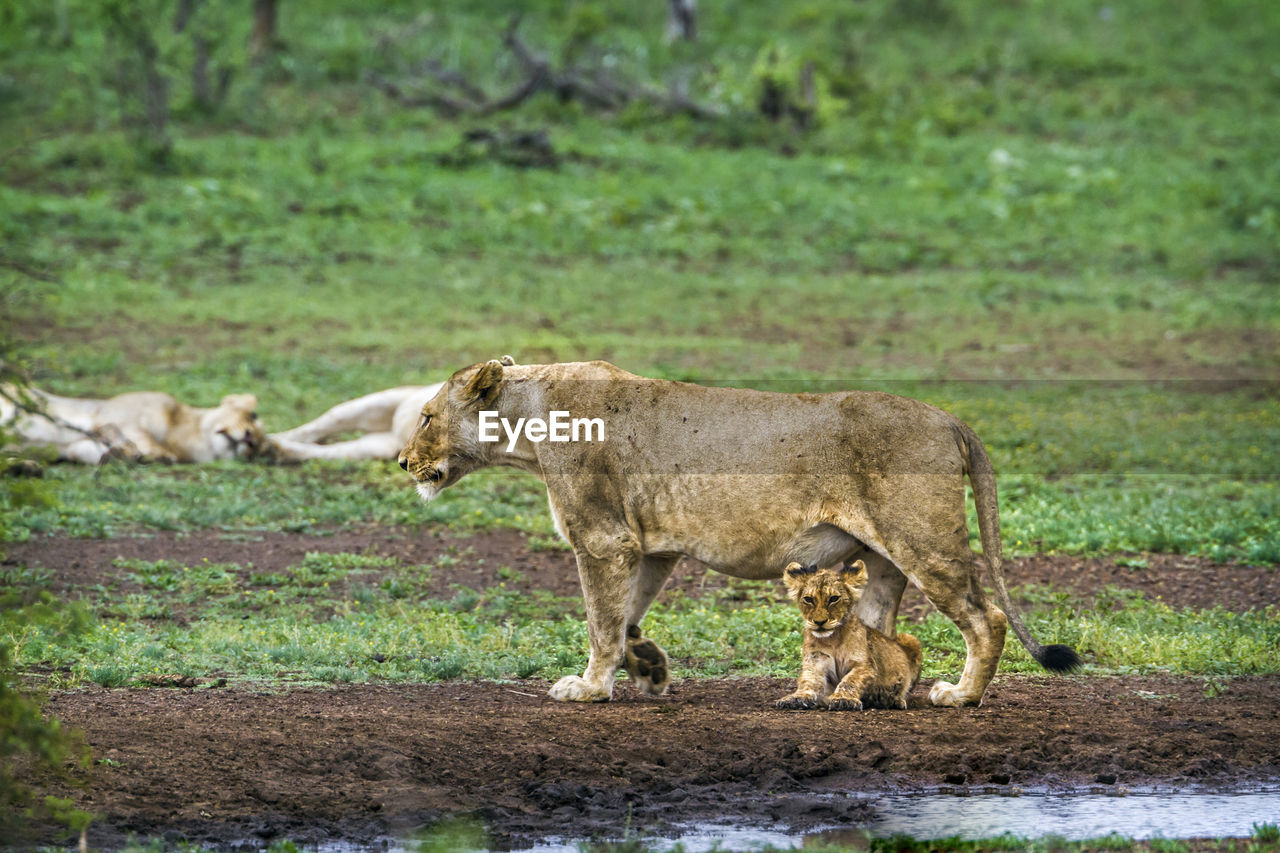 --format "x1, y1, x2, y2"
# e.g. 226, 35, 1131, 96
206, 394, 266, 460
783, 559, 868, 639
398, 355, 517, 501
